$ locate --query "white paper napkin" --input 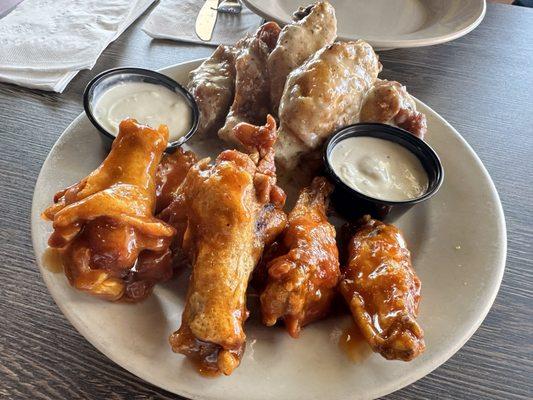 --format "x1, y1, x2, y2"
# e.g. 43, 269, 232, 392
0, 0, 155, 92
142, 0, 263, 46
